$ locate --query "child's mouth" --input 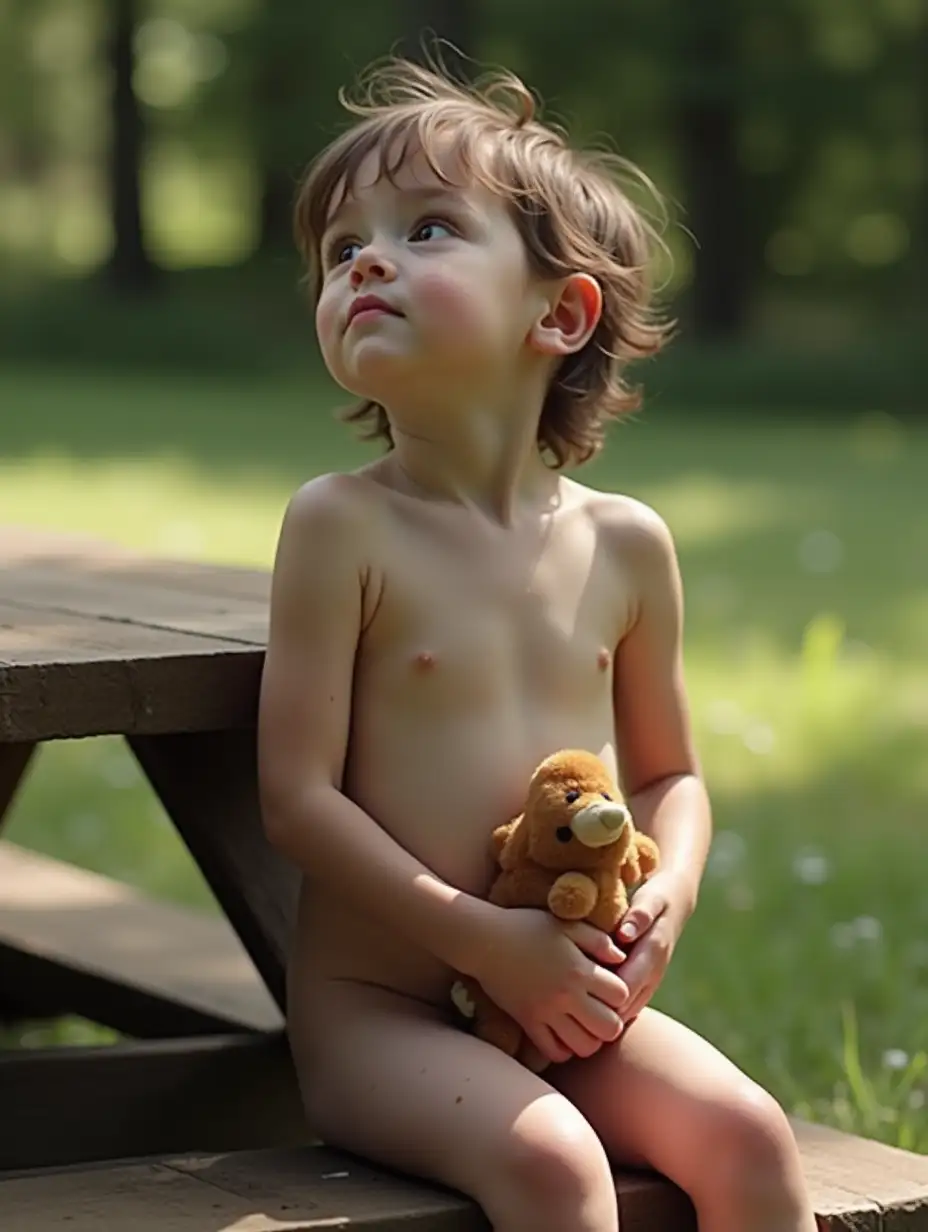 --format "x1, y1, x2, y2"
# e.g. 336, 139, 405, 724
346, 296, 401, 328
